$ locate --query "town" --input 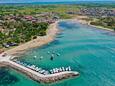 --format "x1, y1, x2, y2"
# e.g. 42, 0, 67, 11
77, 8, 115, 17
0, 12, 59, 50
